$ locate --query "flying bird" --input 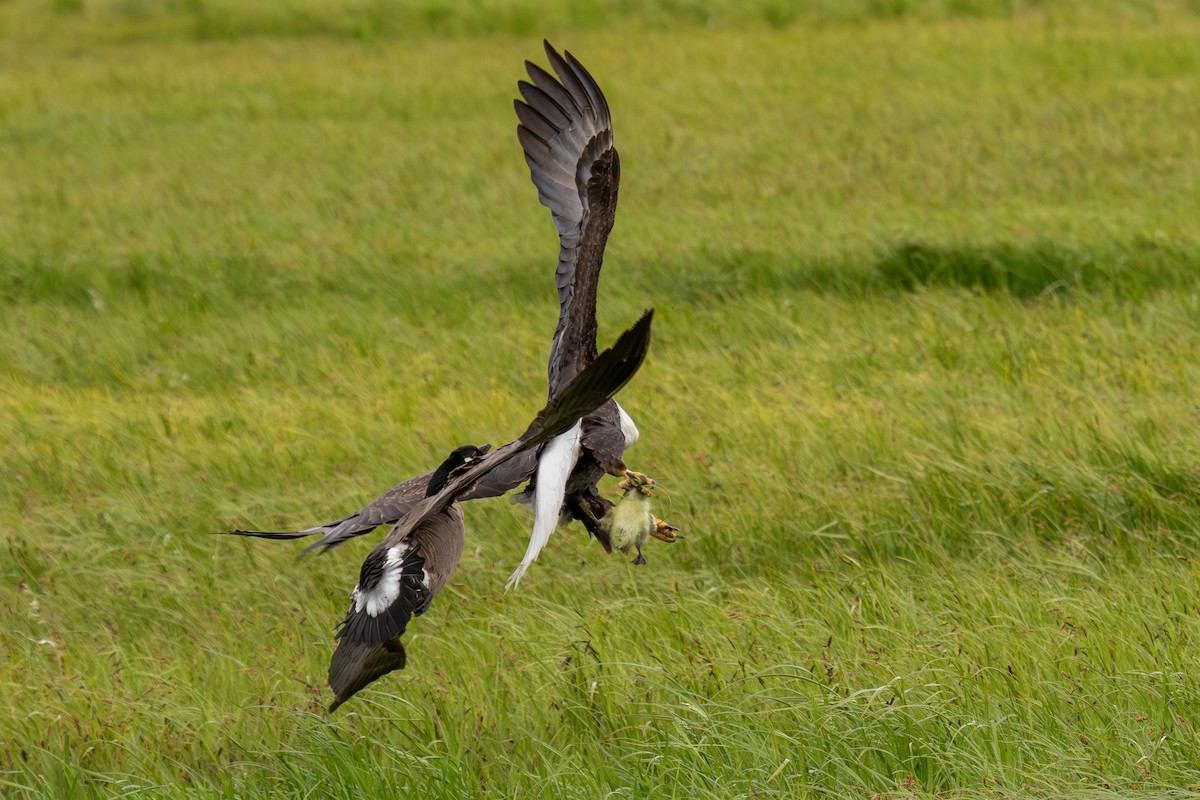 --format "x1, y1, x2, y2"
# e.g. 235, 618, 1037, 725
221, 43, 678, 577
324, 441, 491, 709
506, 41, 678, 587
327, 311, 653, 711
